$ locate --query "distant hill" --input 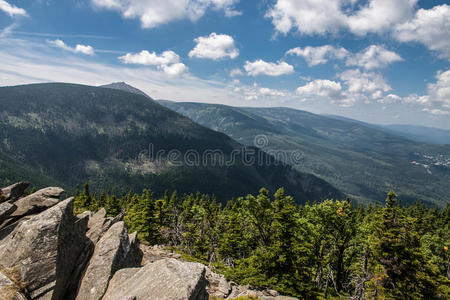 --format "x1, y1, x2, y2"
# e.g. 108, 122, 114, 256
0, 83, 342, 203
159, 100, 450, 206
101, 82, 153, 99
380, 124, 450, 145
325, 115, 450, 145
